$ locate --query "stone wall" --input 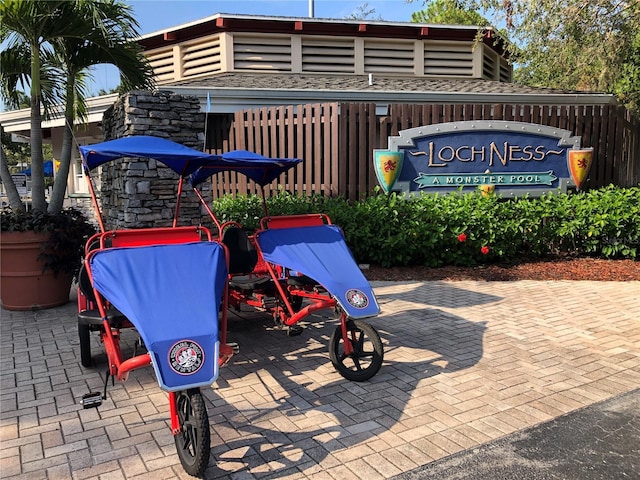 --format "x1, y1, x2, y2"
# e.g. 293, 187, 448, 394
98, 91, 213, 230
